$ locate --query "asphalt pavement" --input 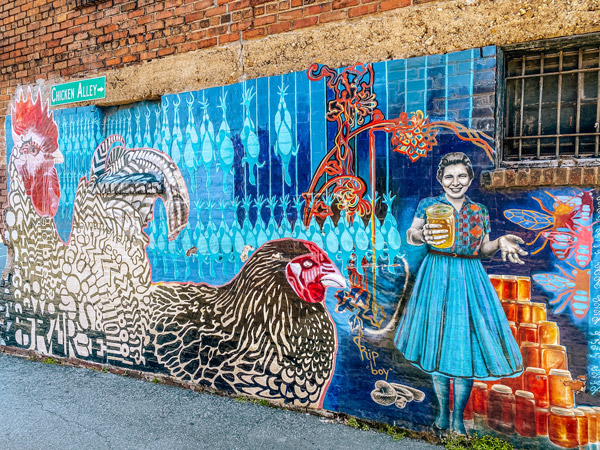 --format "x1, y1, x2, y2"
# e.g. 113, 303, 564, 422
0, 352, 443, 450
